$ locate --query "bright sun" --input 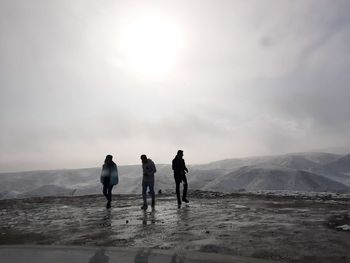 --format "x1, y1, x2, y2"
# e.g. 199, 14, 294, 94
121, 16, 183, 76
